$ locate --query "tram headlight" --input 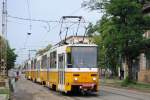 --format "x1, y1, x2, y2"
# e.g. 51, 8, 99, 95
93, 77, 96, 81
74, 77, 78, 81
